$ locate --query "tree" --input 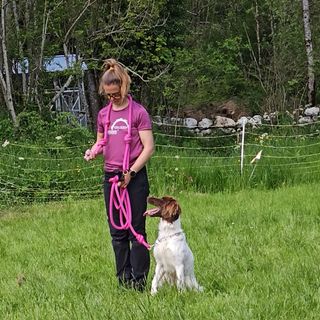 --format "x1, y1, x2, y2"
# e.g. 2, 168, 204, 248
301, 0, 315, 106
0, 0, 17, 125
